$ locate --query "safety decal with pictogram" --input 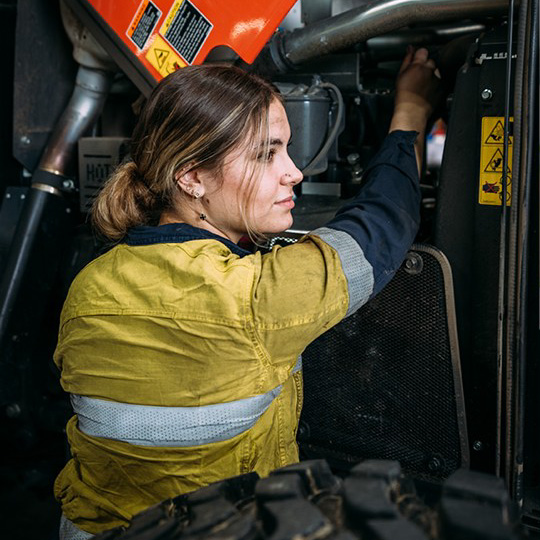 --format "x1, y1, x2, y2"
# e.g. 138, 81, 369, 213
146, 34, 186, 77
479, 117, 513, 206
